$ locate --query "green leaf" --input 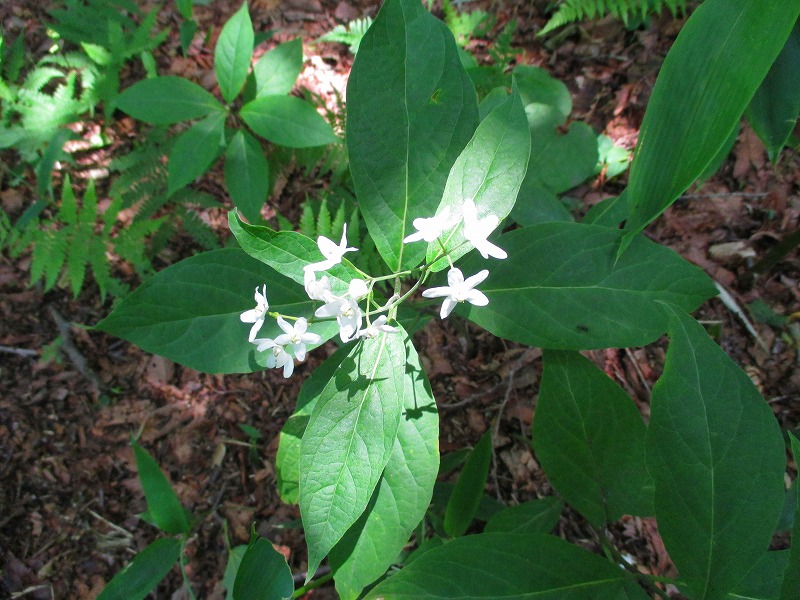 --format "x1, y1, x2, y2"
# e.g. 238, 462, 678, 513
426, 84, 531, 271
97, 537, 181, 600
443, 430, 492, 537
228, 212, 361, 294
514, 65, 571, 131
95, 249, 337, 374
726, 551, 789, 600
779, 434, 800, 600
329, 335, 440, 599
253, 38, 303, 97
526, 122, 597, 195
233, 536, 294, 600
299, 332, 406, 579
115, 76, 224, 125
460, 222, 716, 350
623, 0, 800, 245
645, 306, 786, 599
483, 497, 562, 535
582, 192, 628, 227
224, 130, 269, 222
347, 0, 479, 272
167, 112, 226, 195
533, 351, 653, 526
363, 533, 650, 600
510, 181, 573, 226
222, 545, 247, 598
746, 20, 800, 164
276, 345, 353, 504
214, 2, 254, 104
240, 95, 338, 148
132, 441, 191, 535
